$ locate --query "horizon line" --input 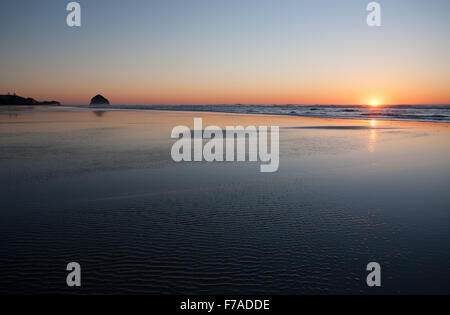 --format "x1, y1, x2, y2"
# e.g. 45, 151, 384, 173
65, 103, 450, 106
